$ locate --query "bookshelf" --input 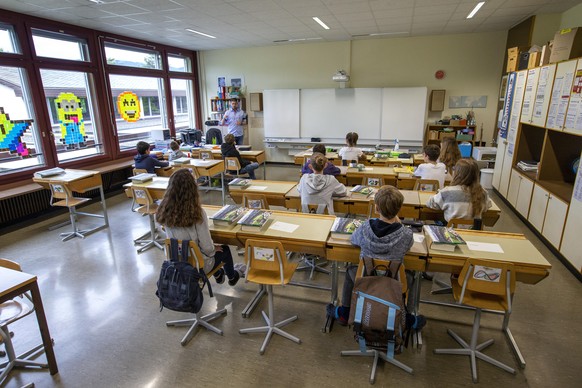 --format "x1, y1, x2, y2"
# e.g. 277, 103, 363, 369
424, 123, 479, 148
209, 97, 246, 121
